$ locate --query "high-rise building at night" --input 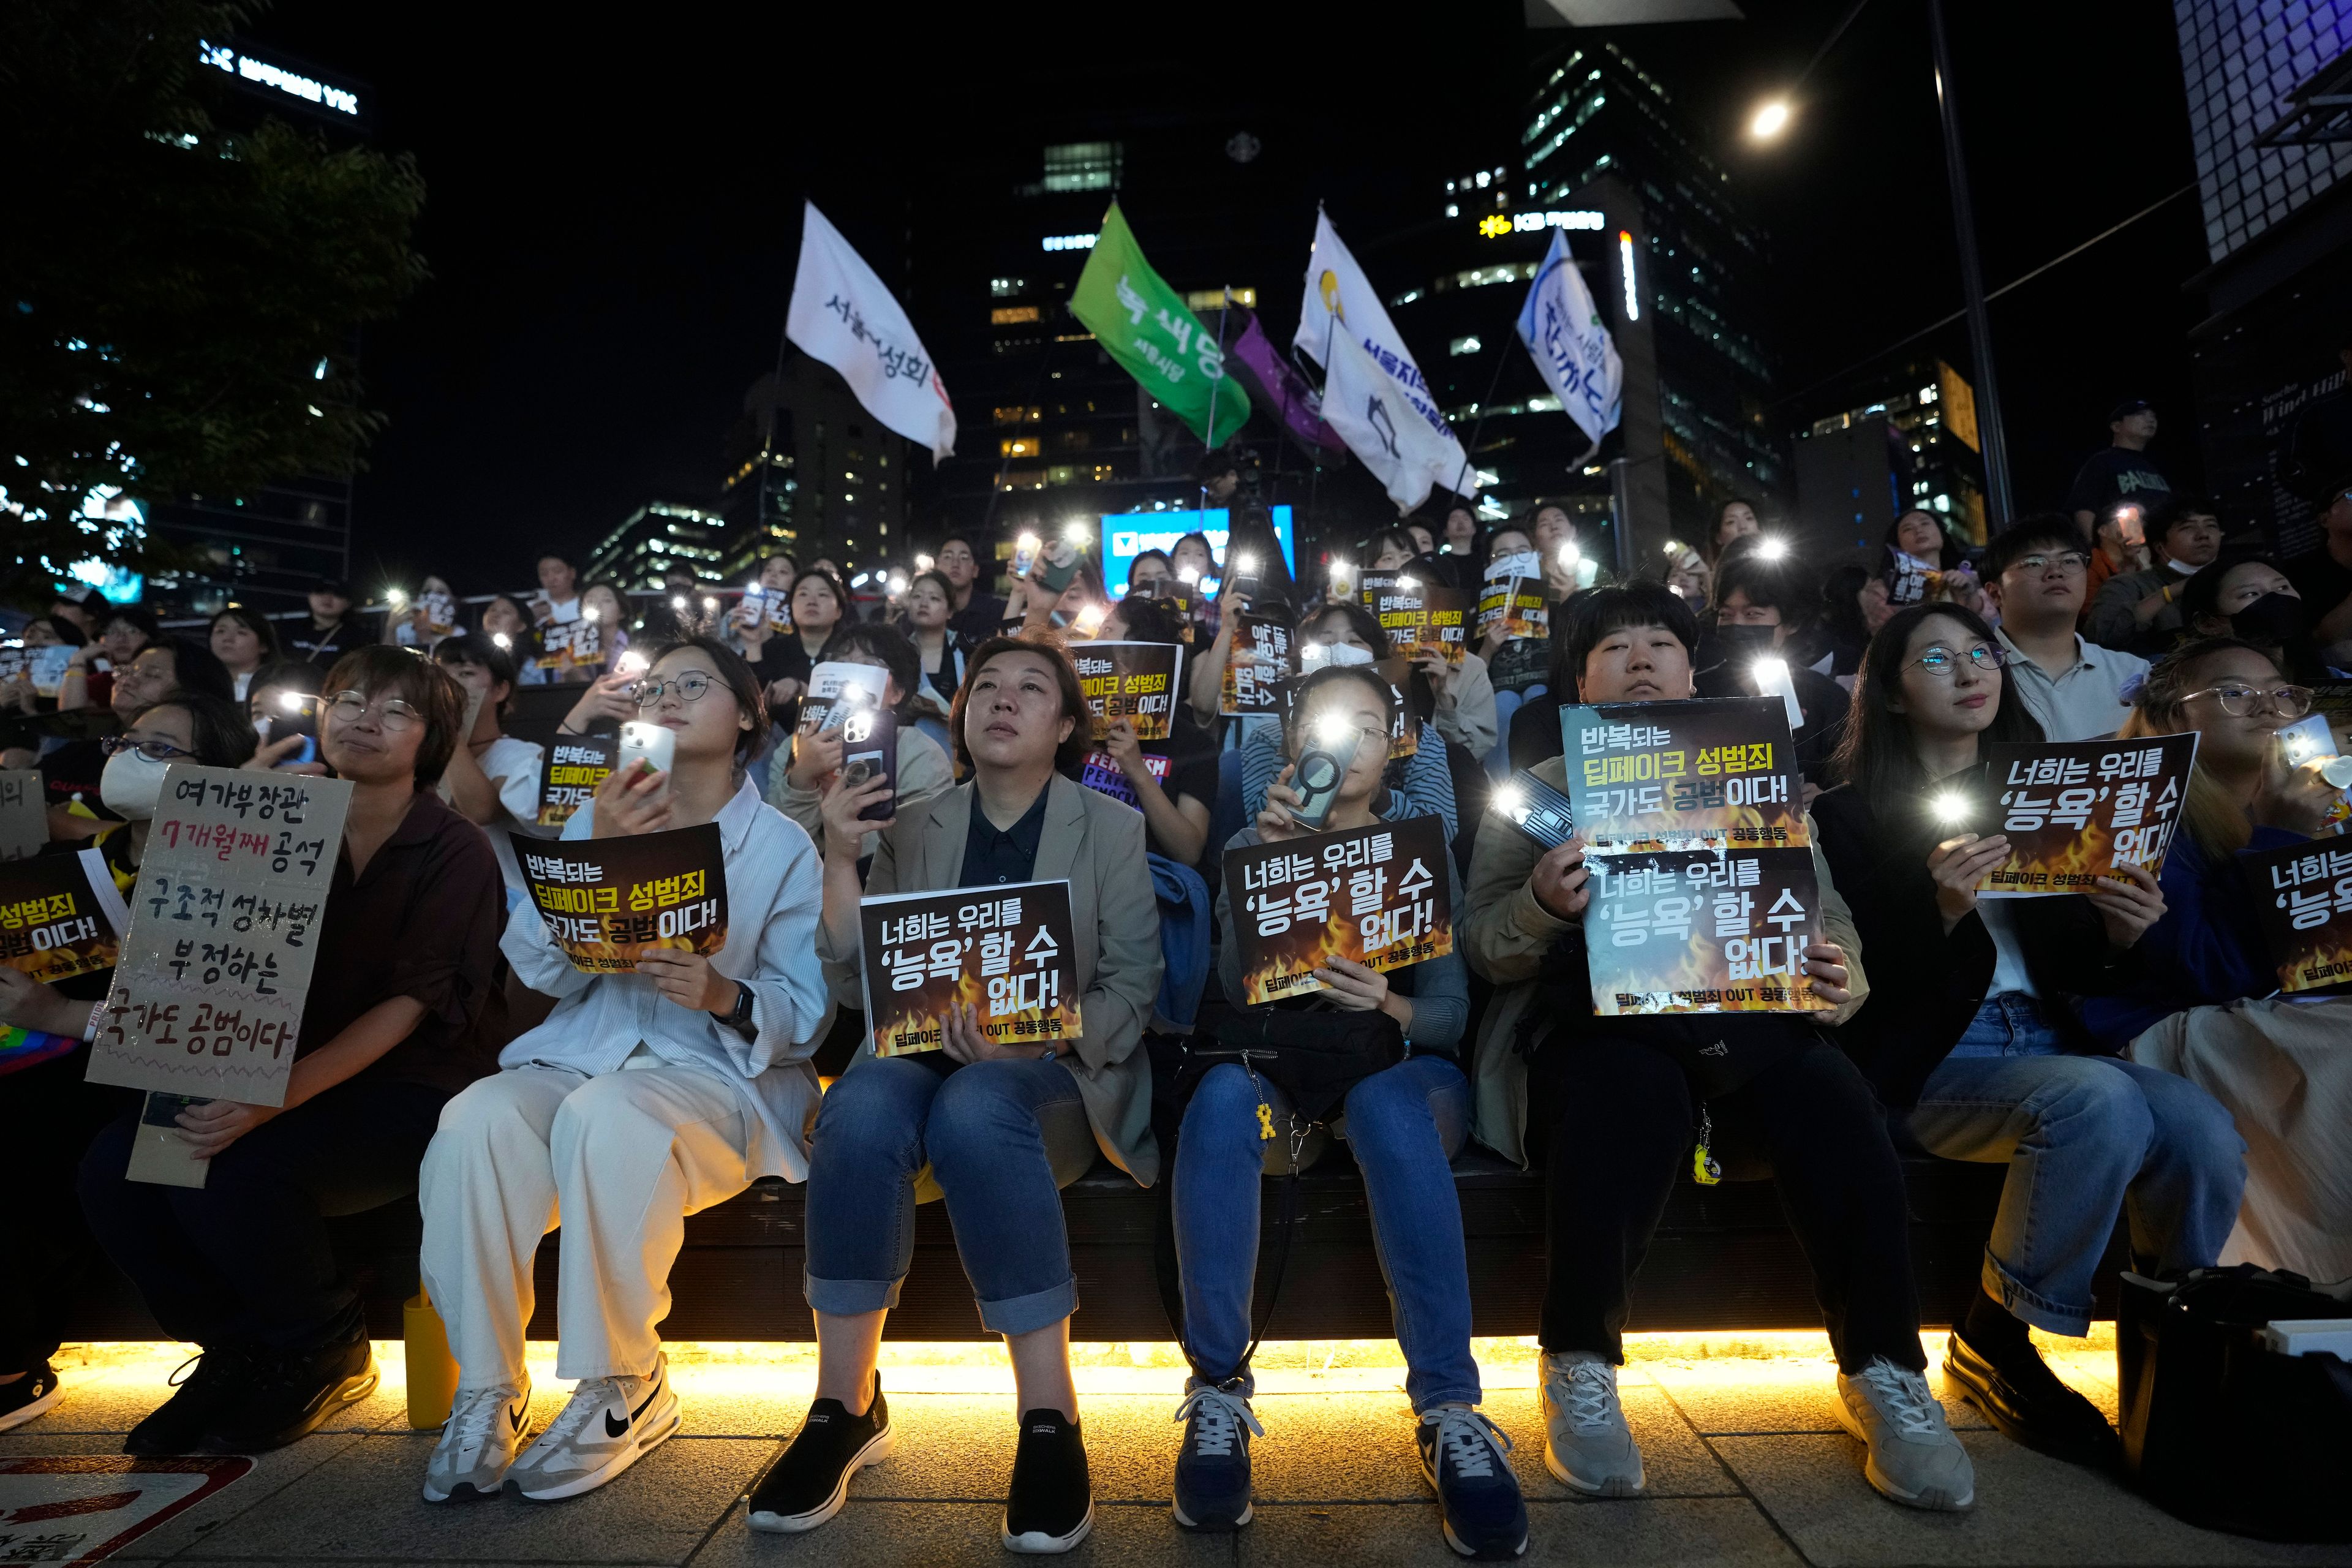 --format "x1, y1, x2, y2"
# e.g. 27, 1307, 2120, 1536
715, 353, 914, 583
1793, 359, 1988, 558
585, 500, 728, 592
